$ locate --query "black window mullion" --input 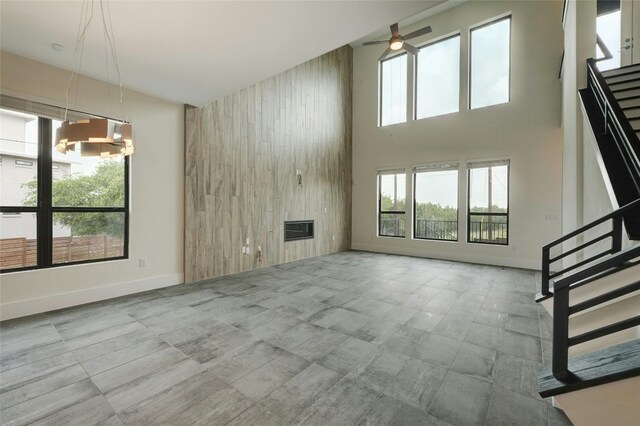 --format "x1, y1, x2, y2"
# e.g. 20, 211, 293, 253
37, 117, 52, 267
